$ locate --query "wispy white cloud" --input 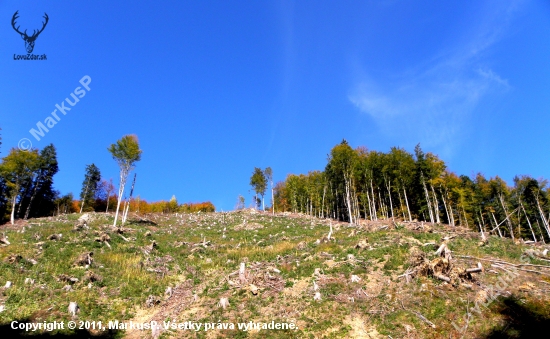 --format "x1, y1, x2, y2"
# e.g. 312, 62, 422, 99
349, 1, 519, 156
